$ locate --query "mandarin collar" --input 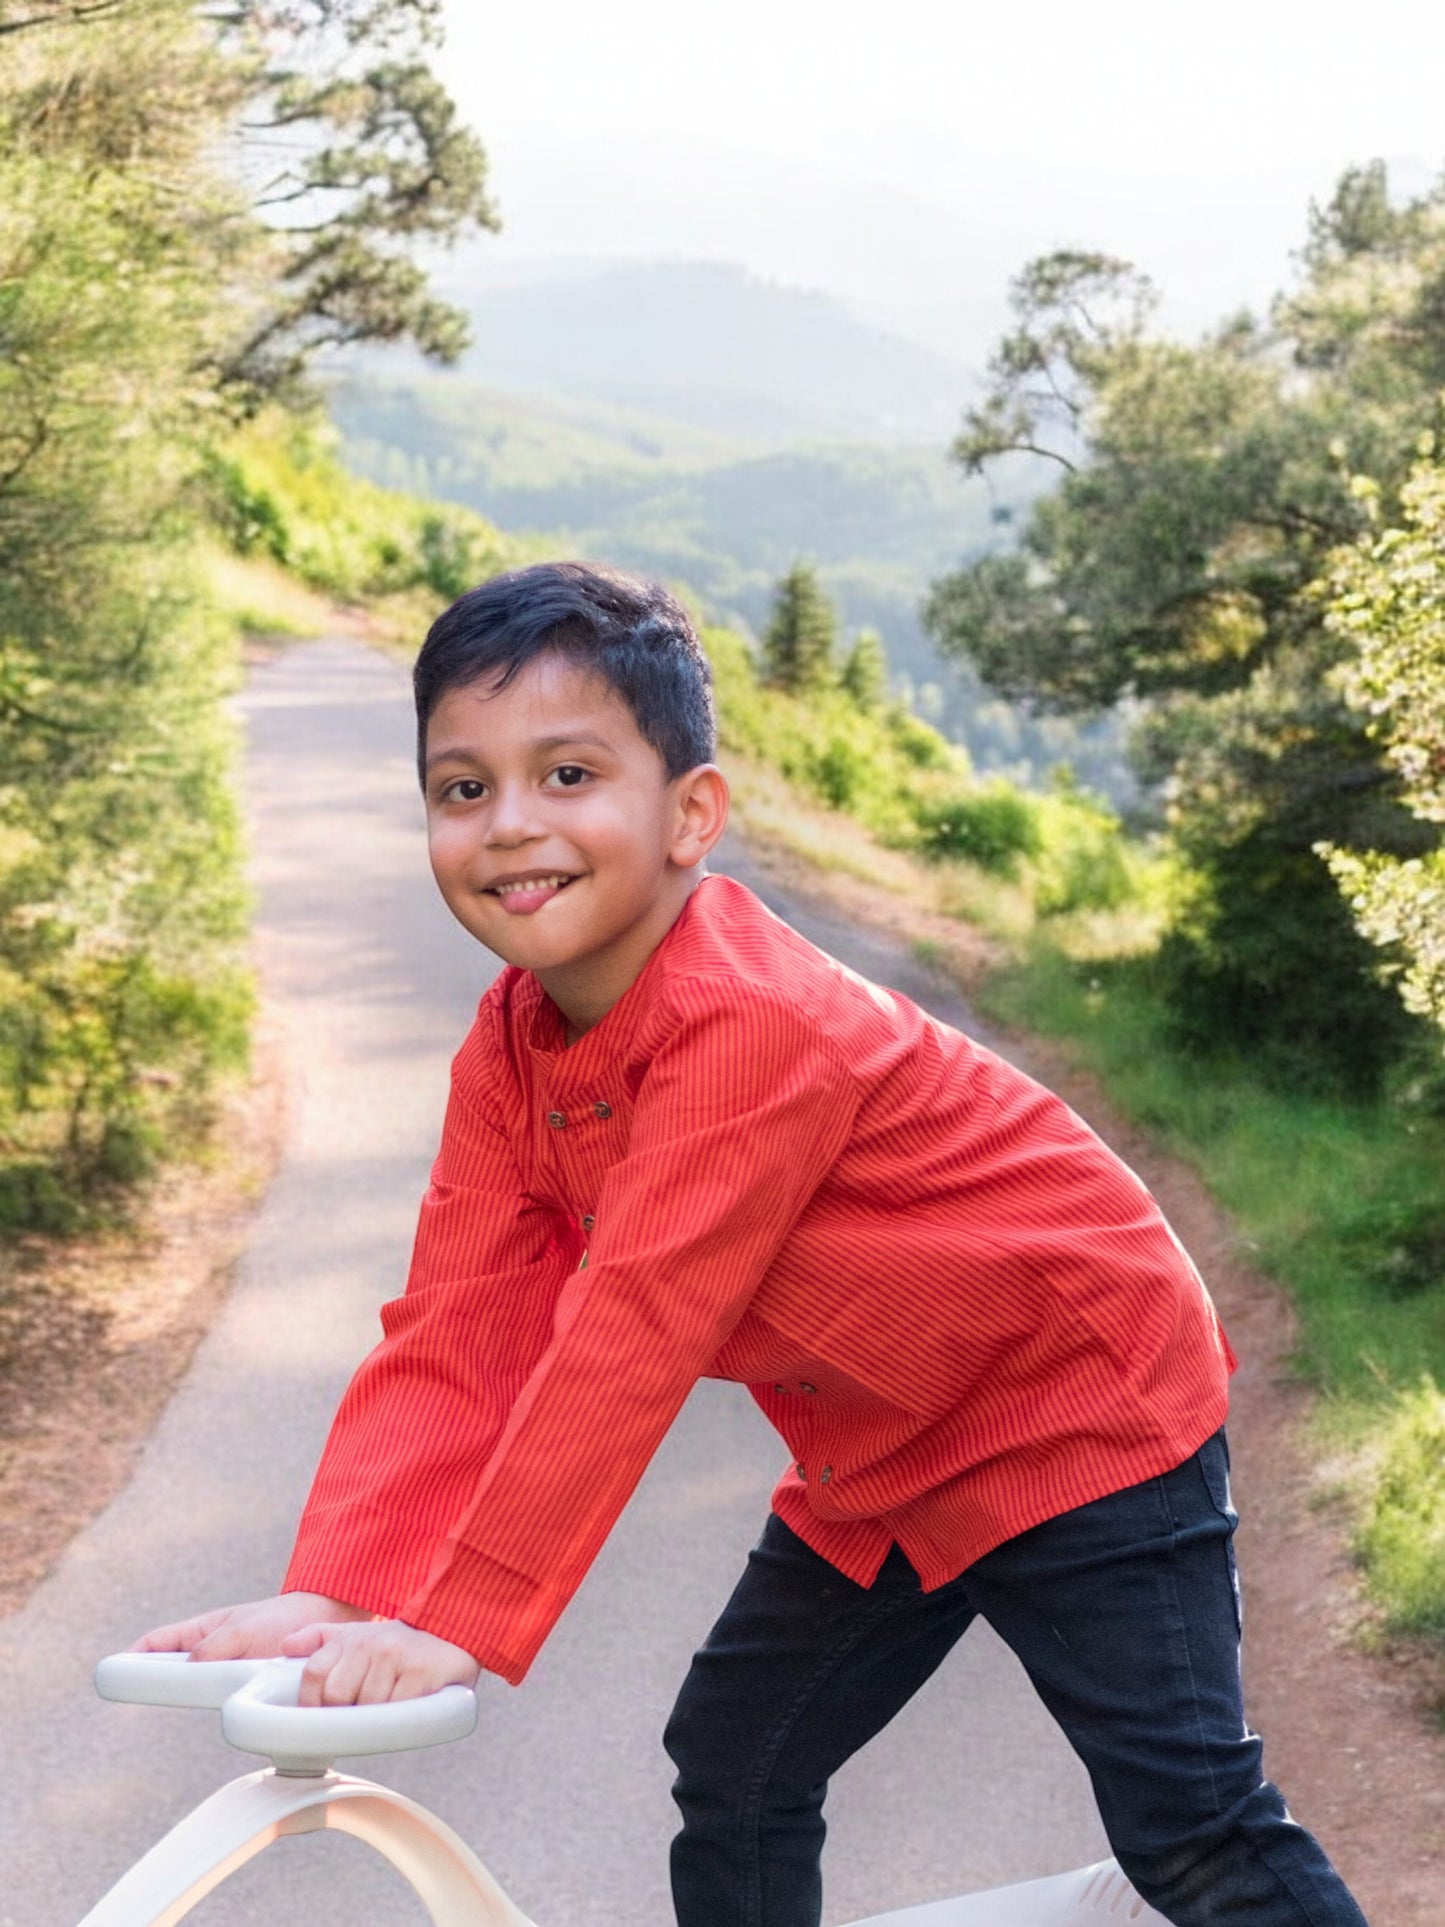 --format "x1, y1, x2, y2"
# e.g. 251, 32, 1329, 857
522, 875, 716, 1084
